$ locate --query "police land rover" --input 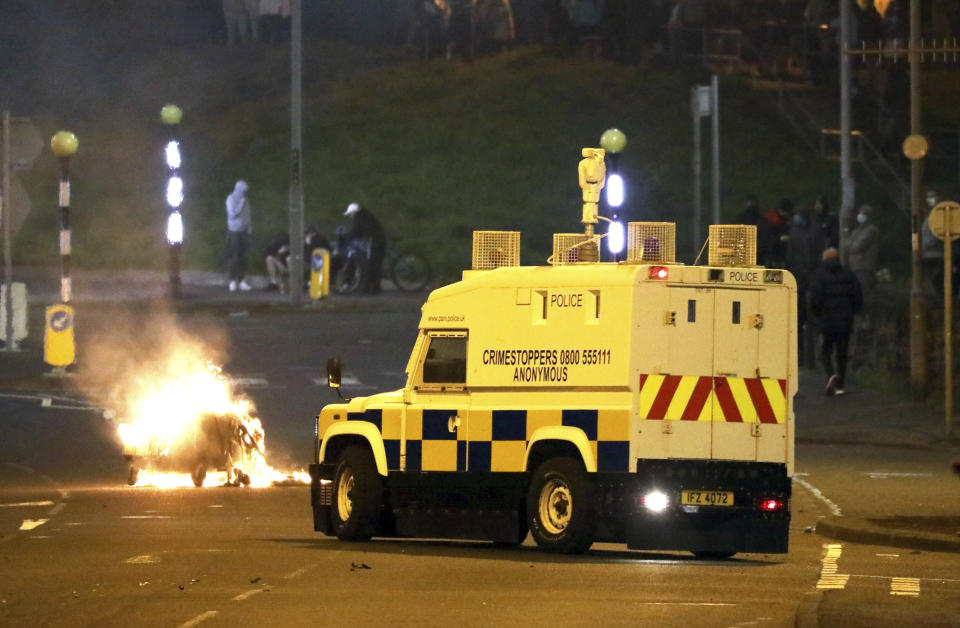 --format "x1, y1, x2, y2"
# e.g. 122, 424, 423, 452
309, 147, 796, 556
